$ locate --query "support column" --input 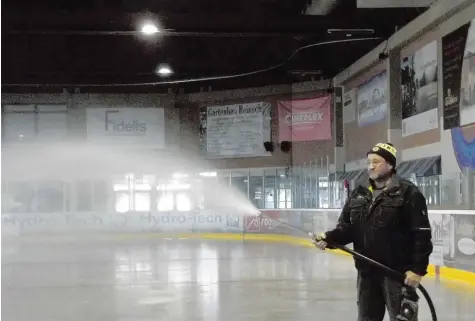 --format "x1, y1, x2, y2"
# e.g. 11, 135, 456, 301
333, 86, 345, 175
386, 50, 403, 165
